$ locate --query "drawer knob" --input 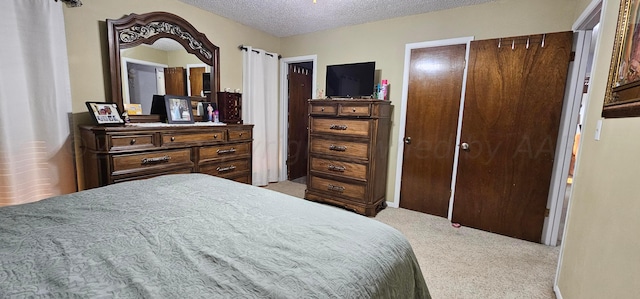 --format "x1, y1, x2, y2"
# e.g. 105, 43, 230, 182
130, 139, 136, 145
352, 108, 356, 112
328, 165, 346, 172
329, 144, 347, 152
216, 165, 237, 172
327, 184, 345, 192
329, 124, 348, 130
216, 148, 236, 155
213, 134, 218, 139
239, 132, 243, 137
170, 136, 175, 142
141, 155, 171, 165
321, 107, 325, 112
